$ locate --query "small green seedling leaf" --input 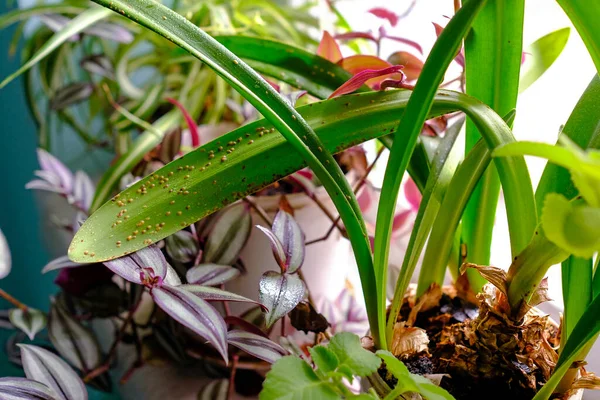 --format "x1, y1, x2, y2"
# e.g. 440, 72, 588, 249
9, 308, 47, 340
328, 332, 381, 378
308, 345, 339, 374
260, 356, 339, 400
